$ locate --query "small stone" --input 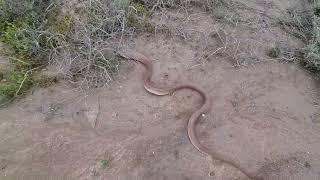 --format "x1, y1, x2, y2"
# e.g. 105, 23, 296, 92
112, 113, 118, 118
